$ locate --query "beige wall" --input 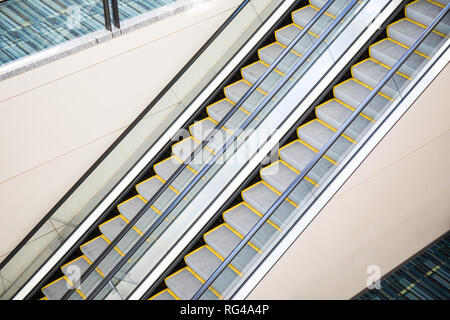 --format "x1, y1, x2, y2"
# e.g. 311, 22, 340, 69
248, 63, 450, 300
0, 0, 243, 262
